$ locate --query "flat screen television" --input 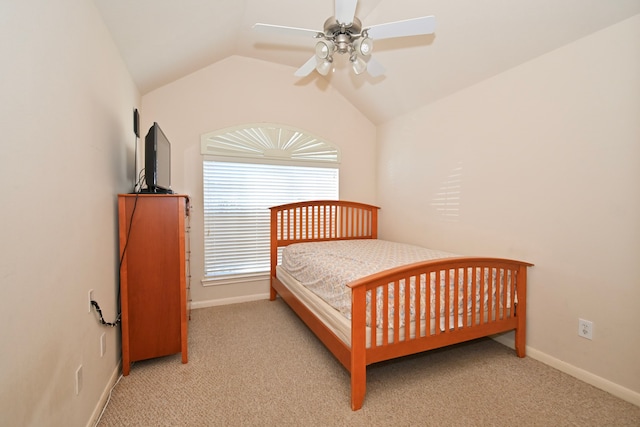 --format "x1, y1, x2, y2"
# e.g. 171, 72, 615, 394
144, 122, 173, 193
